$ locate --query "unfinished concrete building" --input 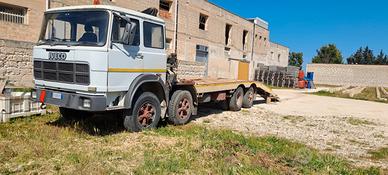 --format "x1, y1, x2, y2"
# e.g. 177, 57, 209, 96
0, 0, 289, 86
